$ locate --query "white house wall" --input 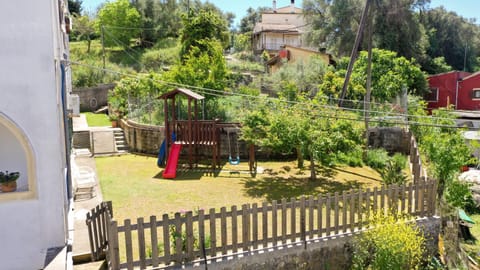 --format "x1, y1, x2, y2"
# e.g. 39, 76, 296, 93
262, 13, 305, 27
0, 0, 69, 269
